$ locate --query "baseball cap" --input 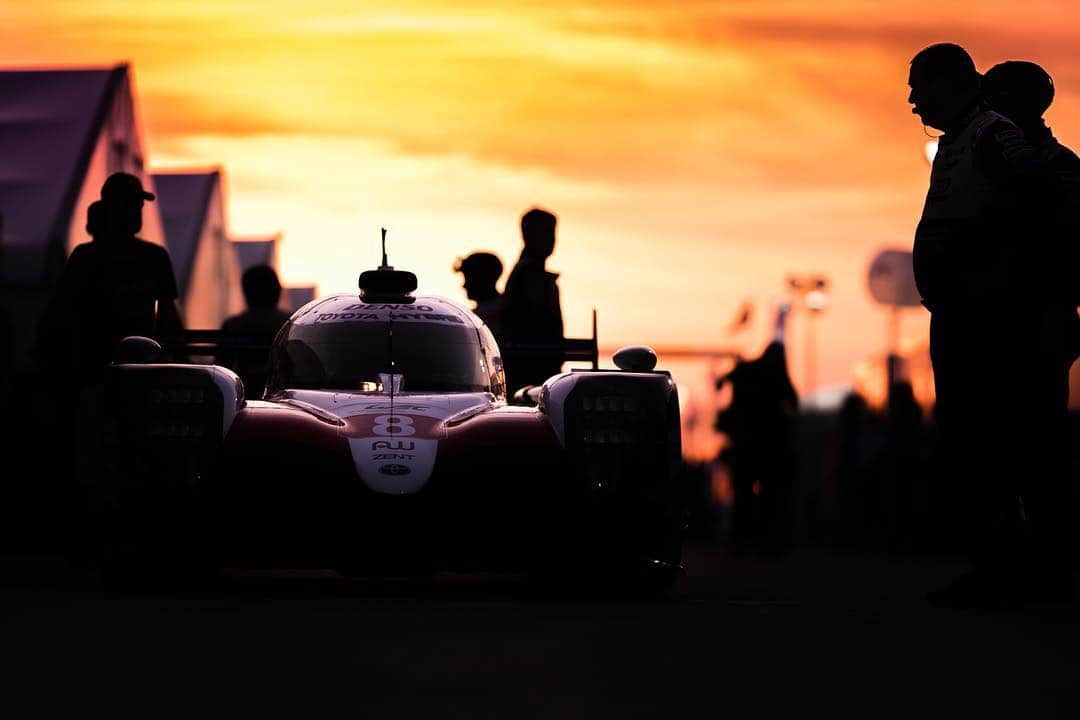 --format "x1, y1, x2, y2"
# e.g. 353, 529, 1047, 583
101, 172, 155, 203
